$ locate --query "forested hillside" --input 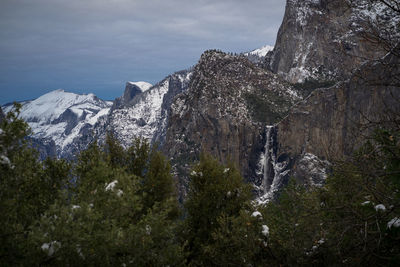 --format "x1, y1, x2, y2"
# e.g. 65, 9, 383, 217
1, 99, 399, 265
